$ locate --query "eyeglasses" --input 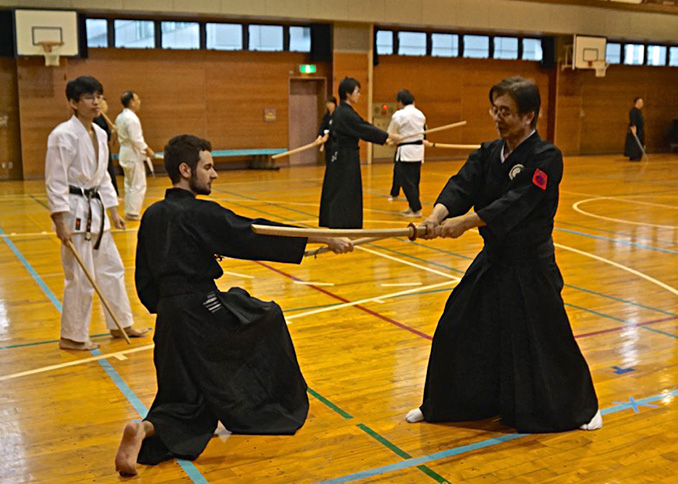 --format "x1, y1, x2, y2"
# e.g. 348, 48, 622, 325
489, 105, 516, 119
